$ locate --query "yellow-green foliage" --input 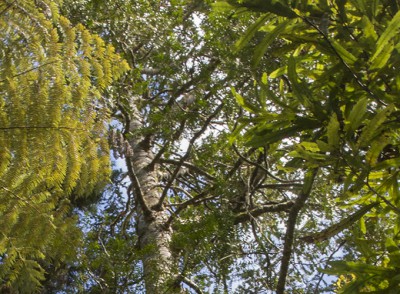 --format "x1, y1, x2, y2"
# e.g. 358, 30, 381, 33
0, 0, 129, 290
